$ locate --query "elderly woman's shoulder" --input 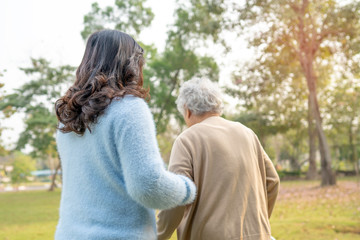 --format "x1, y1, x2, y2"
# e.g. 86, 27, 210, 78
175, 125, 201, 143
228, 119, 257, 134
176, 117, 258, 145
176, 118, 218, 140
